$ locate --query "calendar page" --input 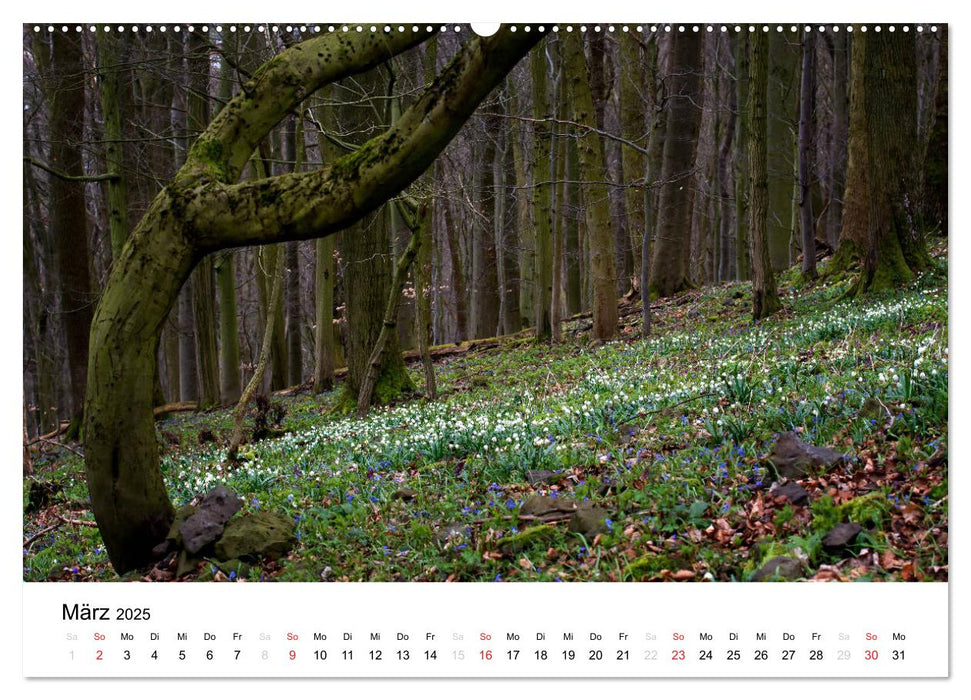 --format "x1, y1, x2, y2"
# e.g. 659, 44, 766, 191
16, 0, 958, 695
